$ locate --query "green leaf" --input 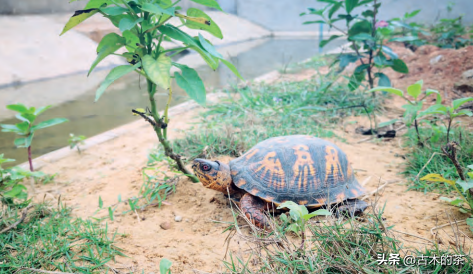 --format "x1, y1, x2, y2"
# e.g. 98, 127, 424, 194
319, 35, 342, 48
198, 34, 223, 58
366, 87, 404, 97
3, 184, 27, 198
349, 33, 375, 41
31, 118, 68, 132
33, 106, 52, 116
141, 3, 175, 16
348, 20, 372, 37
419, 104, 448, 117
302, 209, 332, 220
375, 72, 391, 87
0, 124, 23, 134
452, 97, 473, 110
89, 34, 125, 76
378, 119, 398, 128
382, 45, 398, 59
14, 133, 34, 148
328, 2, 342, 19
286, 223, 300, 234
108, 207, 114, 221
99, 196, 103, 208
191, 45, 219, 70
159, 24, 197, 46
220, 58, 244, 80
186, 8, 223, 39
338, 54, 359, 68
455, 109, 473, 117
406, 80, 423, 99
6, 104, 28, 113
456, 180, 473, 193
405, 9, 421, 19
190, 0, 223, 11
345, 0, 359, 13
426, 89, 442, 103
95, 63, 140, 102
84, 0, 112, 9
348, 70, 366, 91
388, 36, 421, 42
143, 54, 172, 90
391, 59, 409, 73
60, 9, 99, 35
160, 258, 173, 274
119, 17, 143, 32
303, 20, 326, 25
174, 63, 206, 106
100, 6, 128, 16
